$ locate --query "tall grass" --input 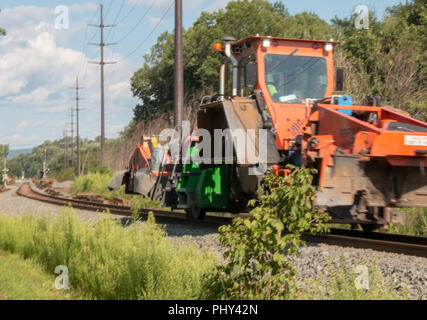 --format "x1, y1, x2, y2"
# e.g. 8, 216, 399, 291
389, 208, 427, 236
0, 250, 80, 300
298, 257, 409, 300
0, 209, 218, 299
69, 172, 159, 209
69, 172, 113, 196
